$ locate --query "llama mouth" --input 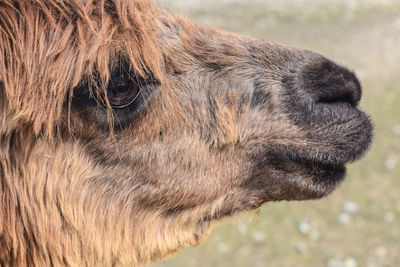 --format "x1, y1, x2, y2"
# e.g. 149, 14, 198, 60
246, 147, 348, 201
248, 107, 372, 199
282, 106, 373, 166
271, 150, 347, 182
270, 152, 347, 199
